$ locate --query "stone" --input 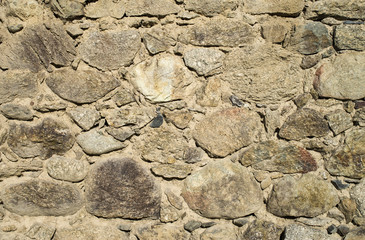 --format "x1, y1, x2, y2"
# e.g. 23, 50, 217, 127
325, 110, 353, 135
286, 22, 331, 55
200, 224, 237, 240
165, 189, 183, 210
26, 223, 56, 240
242, 220, 284, 240
0, 159, 43, 180
85, 0, 125, 19
193, 108, 263, 157
0, 233, 30, 240
184, 220, 202, 232
128, 54, 195, 103
85, 158, 160, 218
267, 174, 339, 217
279, 108, 330, 140
164, 110, 193, 129
8, 24, 23, 33
284, 224, 339, 240
185, 0, 238, 16
334, 24, 365, 51
151, 164, 193, 179
50, 0, 84, 19
150, 113, 164, 128
0, 103, 33, 120
296, 217, 332, 227
301, 54, 322, 69
196, 78, 222, 107
6, 0, 43, 20
53, 225, 129, 240
143, 27, 176, 55
78, 30, 140, 71
331, 180, 349, 190
69, 107, 100, 130
160, 202, 180, 223
182, 160, 263, 219
338, 198, 357, 223
314, 52, 365, 100
7, 118, 74, 159
179, 18, 255, 47
326, 129, 365, 179
32, 94, 68, 112
0, 24, 76, 72
2, 179, 83, 216
118, 224, 132, 232
46, 155, 89, 182
327, 208, 346, 222
76, 129, 126, 155
327, 225, 337, 234
124, 0, 180, 16
183, 48, 224, 76
201, 222, 216, 228
112, 89, 135, 107
66, 24, 83, 38
306, 0, 365, 20
239, 140, 318, 174
106, 127, 135, 142
136, 224, 189, 240
221, 44, 302, 104
350, 178, 365, 217
261, 19, 291, 43
244, 0, 304, 15
233, 218, 249, 227
182, 147, 203, 164
354, 109, 365, 126
46, 68, 120, 104
345, 227, 365, 240
338, 225, 350, 237
353, 217, 365, 226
